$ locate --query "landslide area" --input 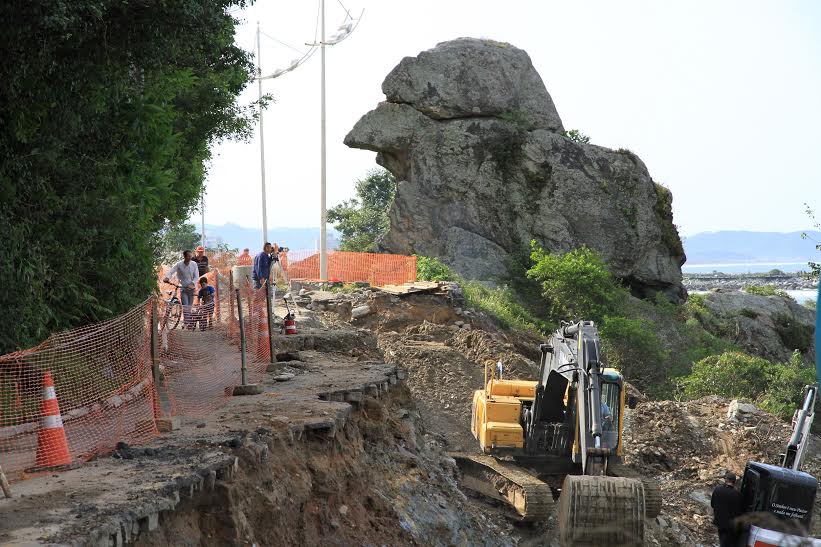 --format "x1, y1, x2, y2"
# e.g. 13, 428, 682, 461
131, 386, 508, 547
304, 283, 821, 546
